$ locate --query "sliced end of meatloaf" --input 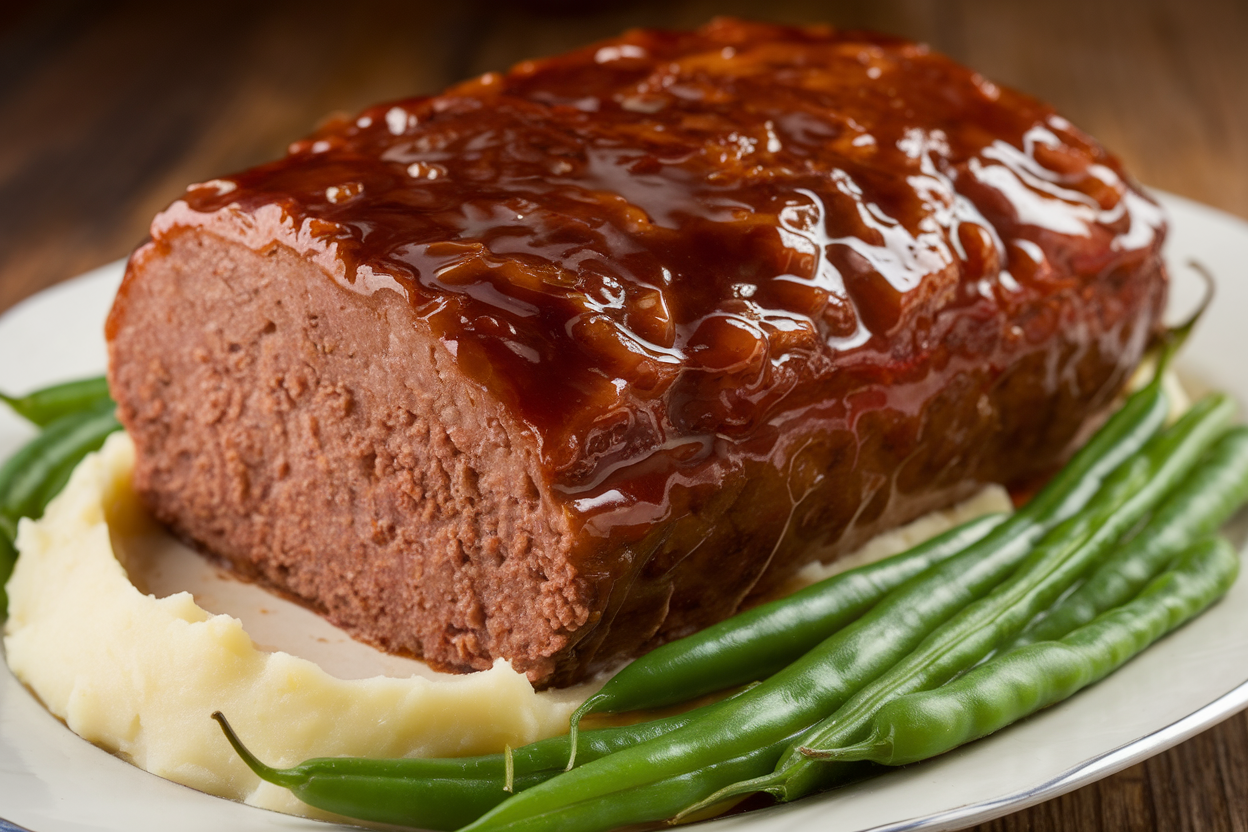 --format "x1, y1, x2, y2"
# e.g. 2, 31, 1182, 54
108, 229, 589, 681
